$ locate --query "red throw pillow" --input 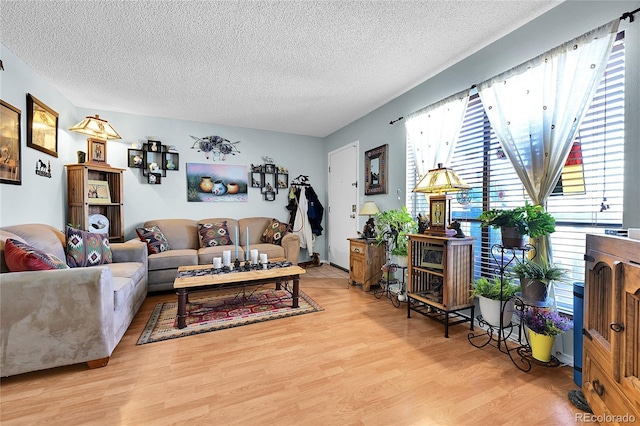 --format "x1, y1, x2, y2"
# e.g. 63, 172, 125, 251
4, 238, 70, 272
198, 221, 233, 247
